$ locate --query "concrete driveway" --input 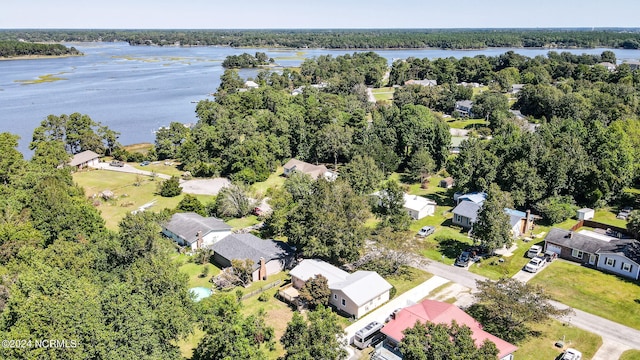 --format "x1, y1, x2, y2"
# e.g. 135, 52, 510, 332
342, 276, 449, 346
179, 178, 230, 195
